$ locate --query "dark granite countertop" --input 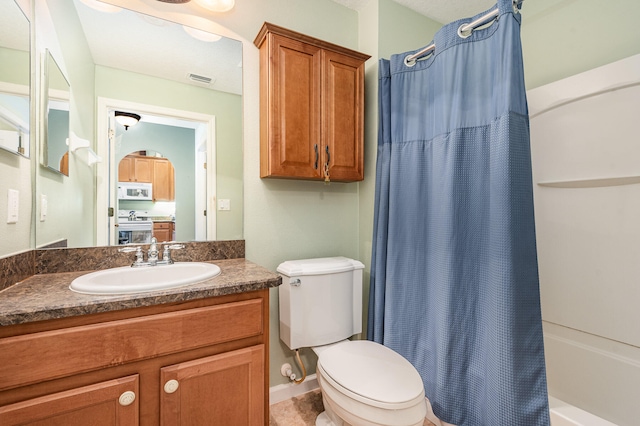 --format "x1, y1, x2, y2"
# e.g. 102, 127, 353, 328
0, 258, 281, 326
